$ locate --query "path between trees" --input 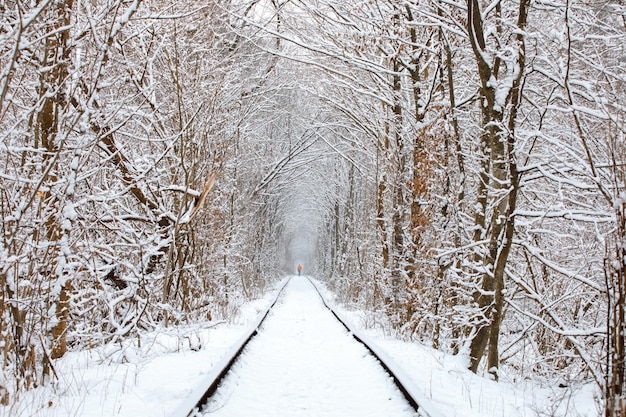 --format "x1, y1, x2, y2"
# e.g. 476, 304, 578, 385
201, 277, 418, 417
